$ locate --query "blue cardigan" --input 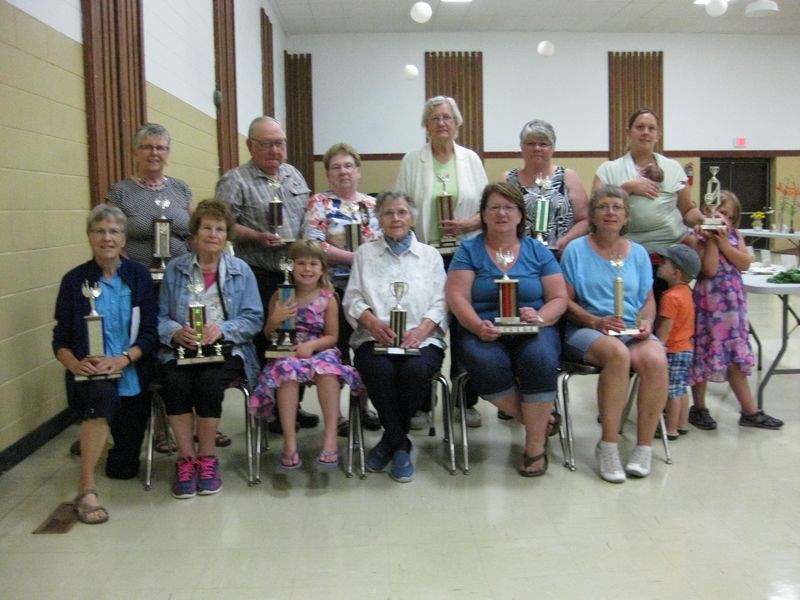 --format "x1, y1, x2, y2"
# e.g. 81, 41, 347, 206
52, 257, 158, 400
